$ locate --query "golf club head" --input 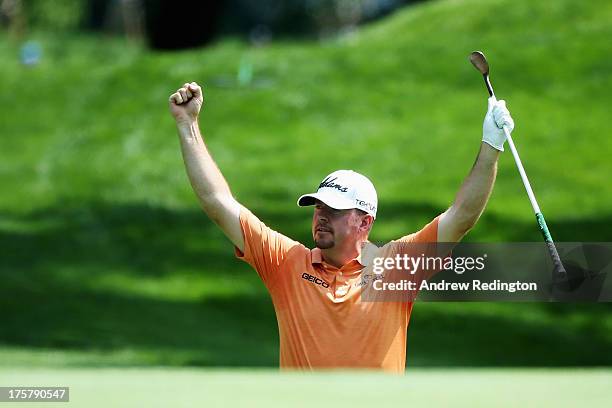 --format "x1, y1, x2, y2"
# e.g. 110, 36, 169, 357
469, 51, 489, 75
